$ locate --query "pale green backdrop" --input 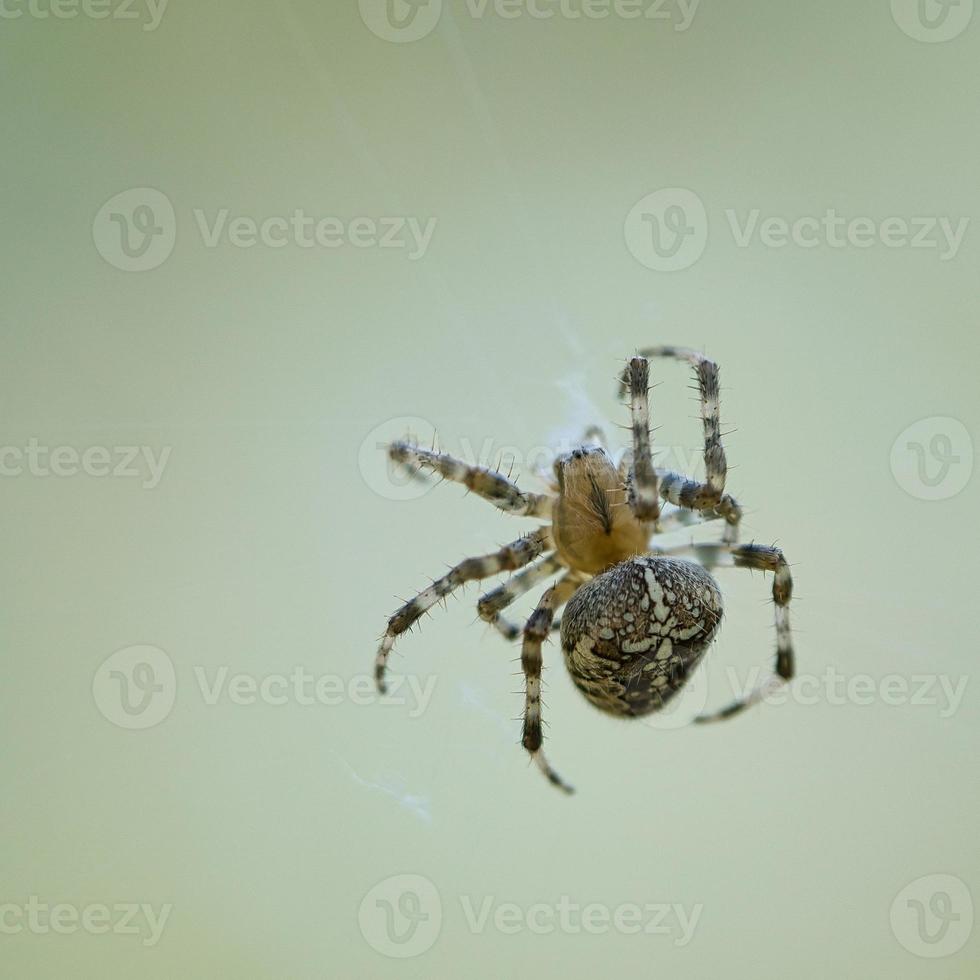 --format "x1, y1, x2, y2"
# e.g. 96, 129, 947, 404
1, 1, 978, 978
